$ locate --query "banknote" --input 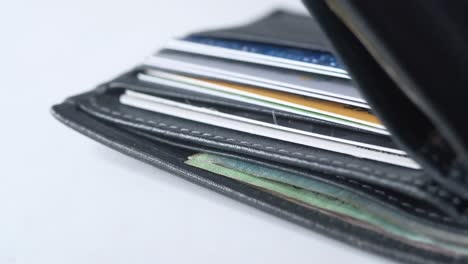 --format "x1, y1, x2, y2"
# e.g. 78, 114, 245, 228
186, 153, 468, 256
